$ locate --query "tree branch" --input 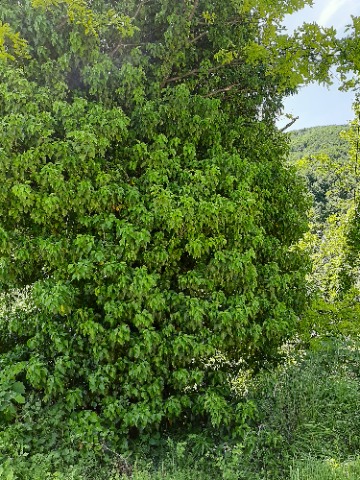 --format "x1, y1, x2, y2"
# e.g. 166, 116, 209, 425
109, 0, 151, 56
189, 30, 209, 45
188, 0, 200, 22
101, 444, 132, 476
280, 116, 299, 132
132, 0, 152, 20
110, 41, 146, 57
56, 16, 69, 31
203, 83, 239, 97
161, 64, 223, 88
161, 68, 200, 88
